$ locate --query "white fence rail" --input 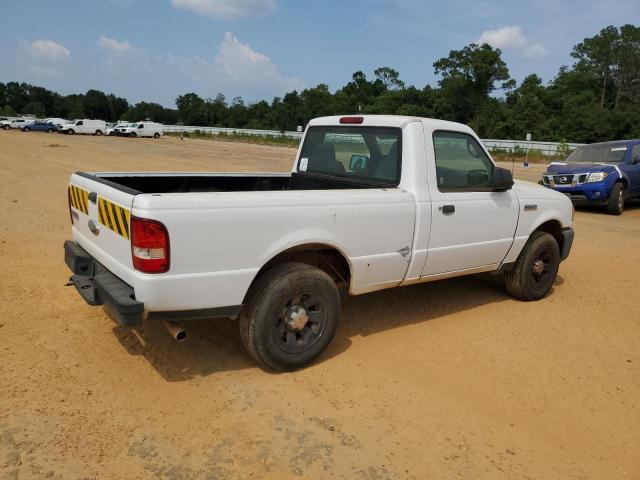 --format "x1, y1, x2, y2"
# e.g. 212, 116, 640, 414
162, 125, 584, 156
